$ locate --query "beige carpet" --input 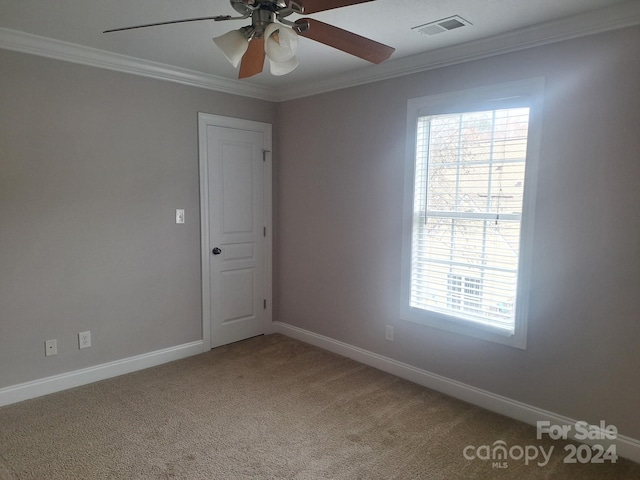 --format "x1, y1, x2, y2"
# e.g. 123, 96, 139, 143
1, 334, 638, 479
